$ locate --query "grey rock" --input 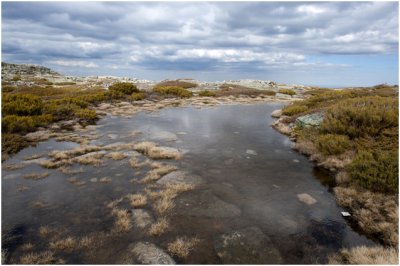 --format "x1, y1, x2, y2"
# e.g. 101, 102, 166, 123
157, 171, 205, 186
25, 130, 52, 141
297, 193, 317, 205
124, 242, 175, 264
245, 149, 258, 156
295, 112, 324, 128
271, 109, 282, 118
214, 227, 283, 264
131, 209, 154, 229
3, 173, 21, 180
175, 190, 241, 218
